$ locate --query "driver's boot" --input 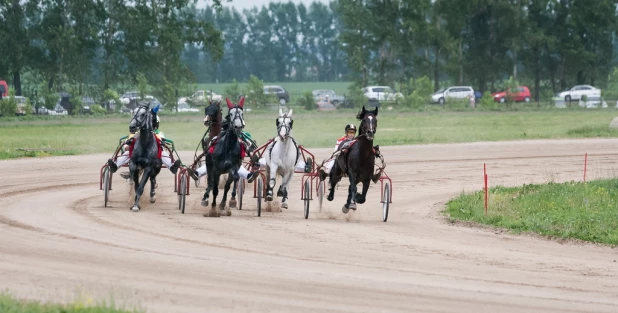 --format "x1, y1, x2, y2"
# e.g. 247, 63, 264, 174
107, 159, 118, 173
170, 160, 181, 174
